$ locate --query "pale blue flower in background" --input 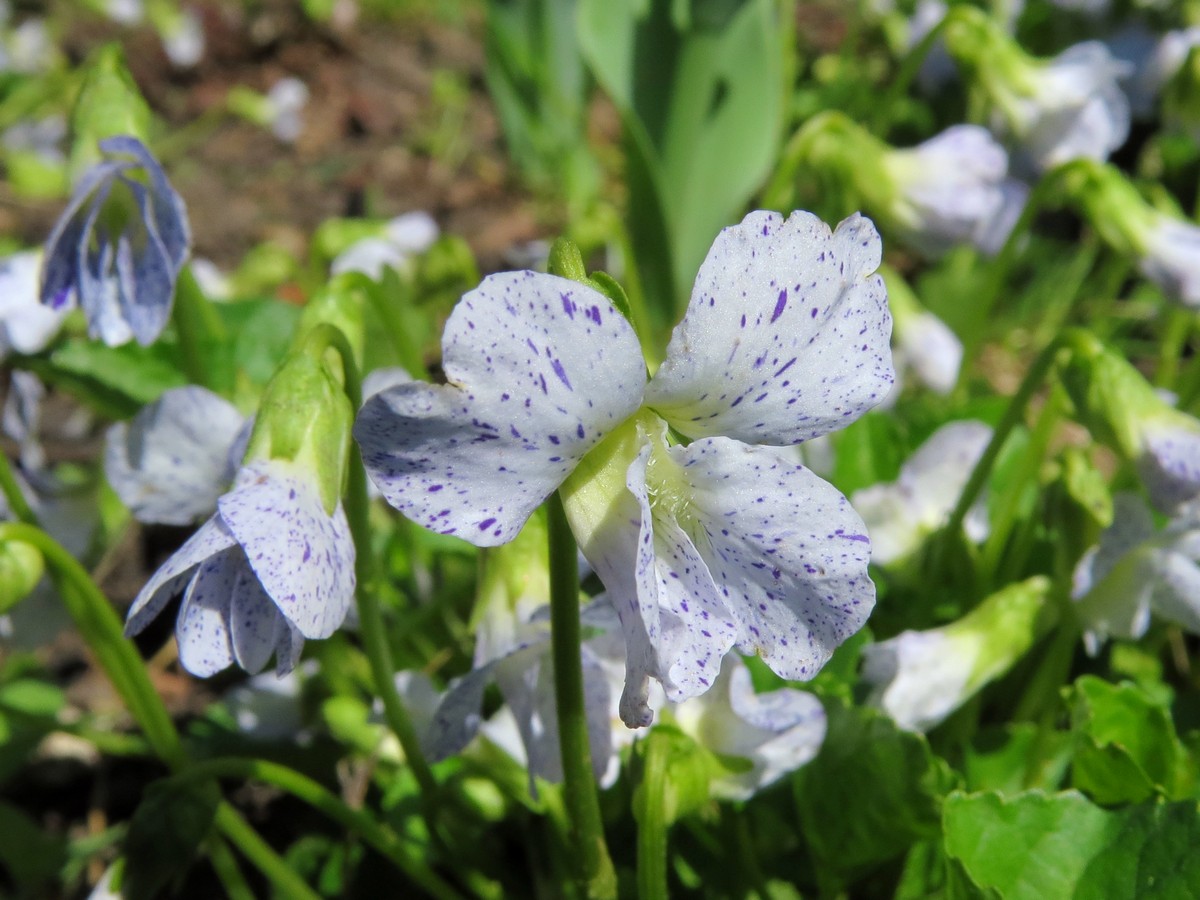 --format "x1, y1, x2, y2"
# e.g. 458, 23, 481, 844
429, 598, 825, 796
357, 210, 893, 725
40, 135, 190, 347
330, 211, 439, 279
0, 250, 68, 359
881, 125, 1027, 258
1135, 214, 1200, 308
159, 6, 204, 68
851, 420, 992, 565
1074, 494, 1200, 654
265, 77, 310, 143
105, 385, 250, 525
994, 41, 1131, 172
863, 577, 1052, 732
125, 459, 356, 677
